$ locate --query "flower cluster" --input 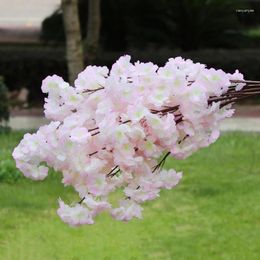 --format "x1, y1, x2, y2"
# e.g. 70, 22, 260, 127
13, 55, 245, 226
